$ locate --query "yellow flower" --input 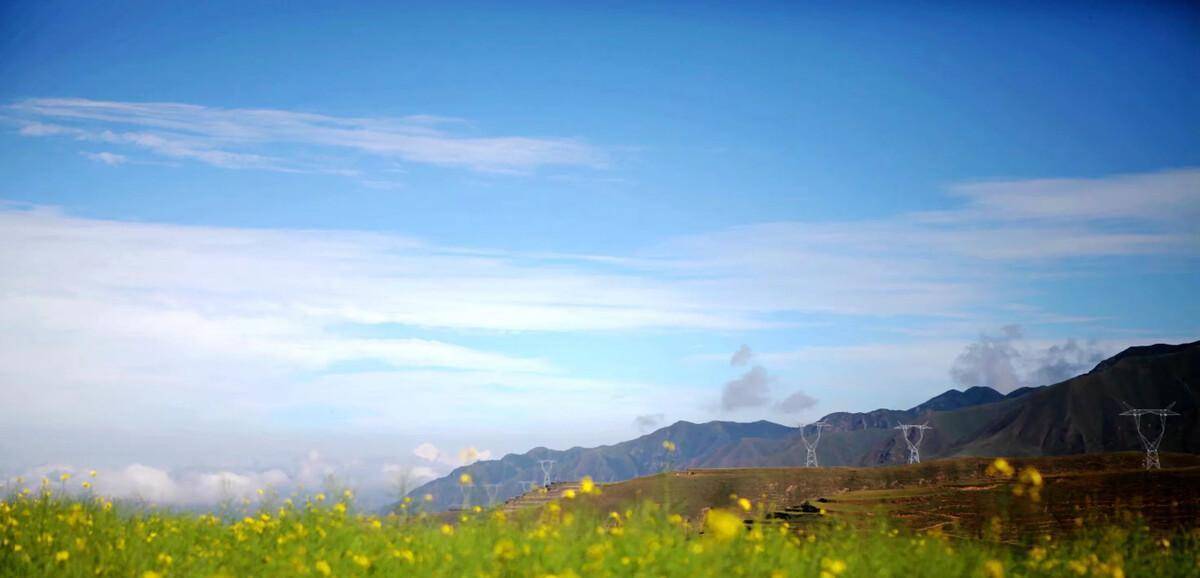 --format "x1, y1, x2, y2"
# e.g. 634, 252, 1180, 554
580, 476, 595, 494
563, 489, 577, 499
662, 440, 677, 452
59, 473, 71, 482
704, 509, 743, 541
81, 481, 91, 490
55, 550, 70, 562
441, 524, 455, 535
343, 489, 354, 500
88, 470, 97, 477
352, 554, 371, 568
821, 558, 847, 575
371, 519, 383, 529
157, 553, 173, 566
987, 458, 1015, 477
493, 539, 517, 561
738, 497, 752, 512
142, 572, 162, 578
459, 473, 473, 486
983, 559, 1004, 578
315, 560, 332, 576
1019, 467, 1044, 487
314, 493, 326, 502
